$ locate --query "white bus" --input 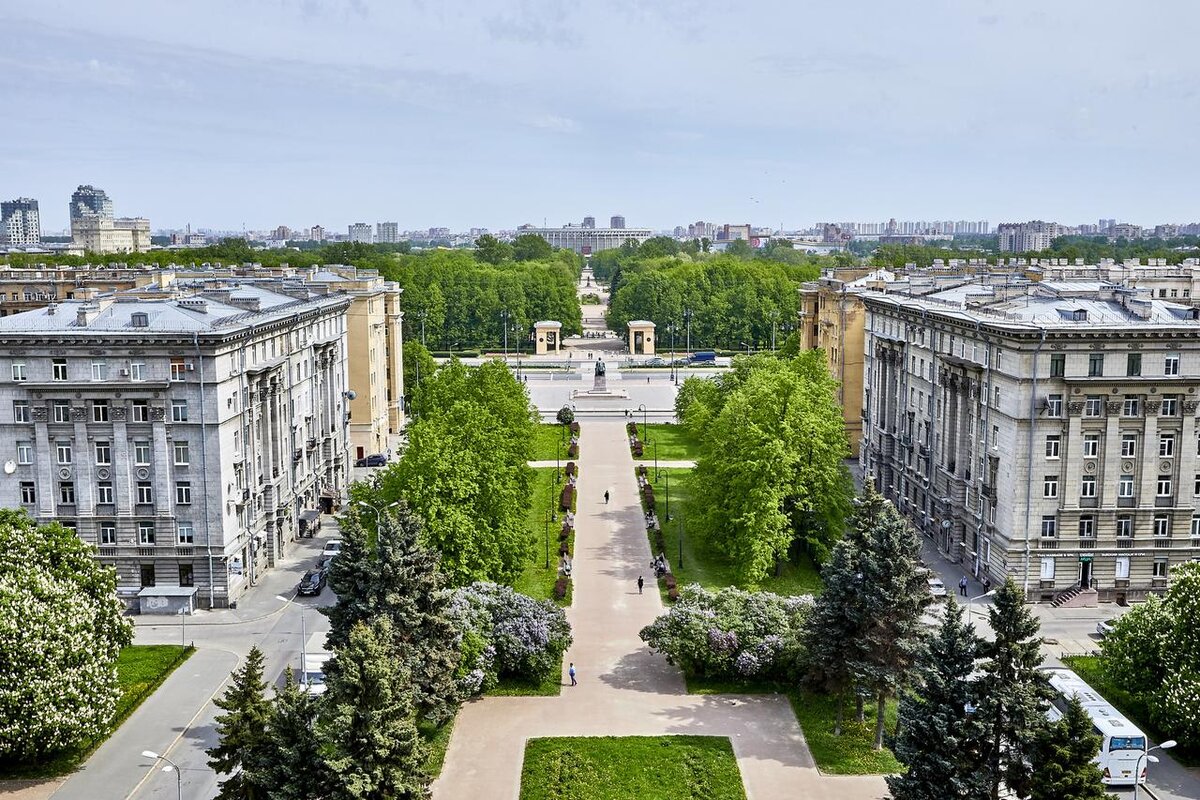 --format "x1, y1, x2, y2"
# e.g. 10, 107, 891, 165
1042, 667, 1148, 786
